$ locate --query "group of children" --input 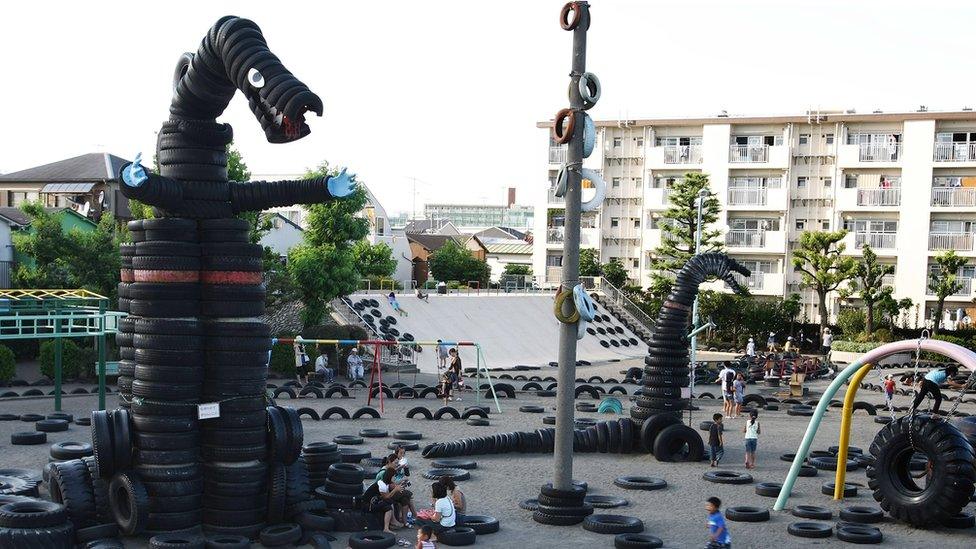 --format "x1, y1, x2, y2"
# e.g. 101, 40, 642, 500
707, 410, 761, 470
